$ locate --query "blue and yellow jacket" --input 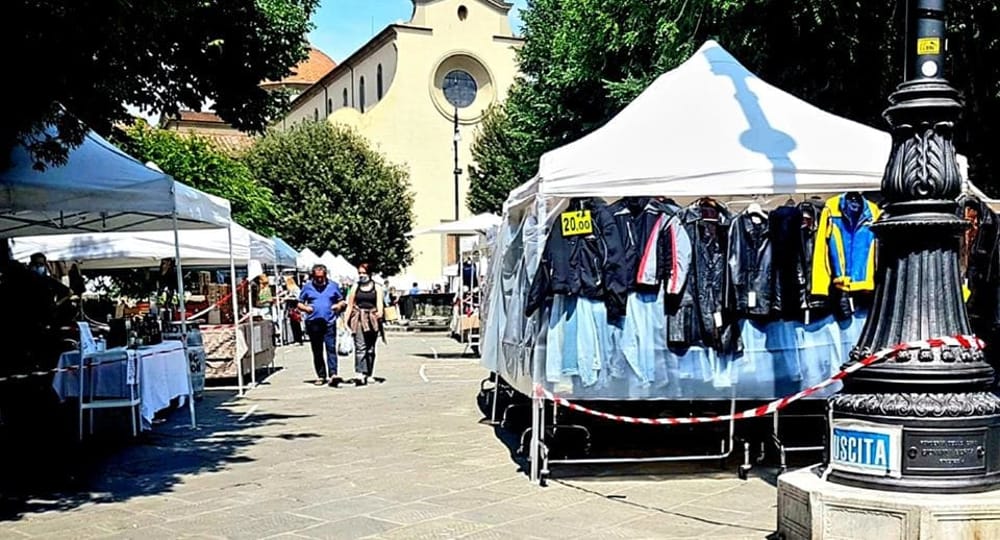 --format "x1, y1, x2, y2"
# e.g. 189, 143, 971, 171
811, 194, 881, 296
